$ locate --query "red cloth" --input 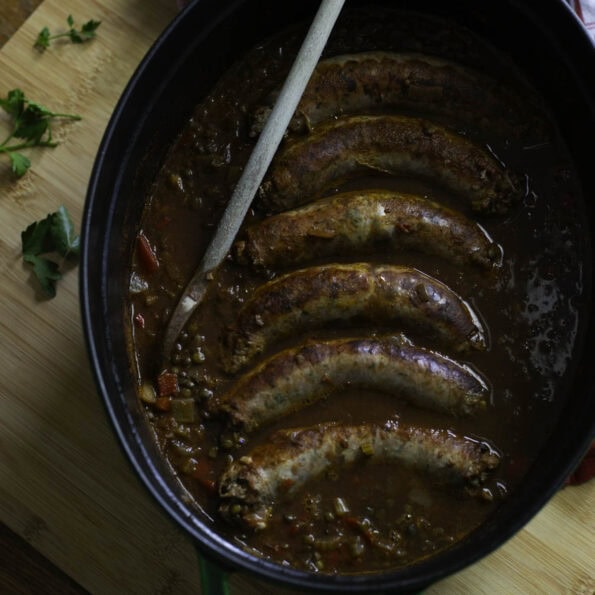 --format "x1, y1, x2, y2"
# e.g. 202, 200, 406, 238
566, 442, 595, 486
570, 0, 595, 39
